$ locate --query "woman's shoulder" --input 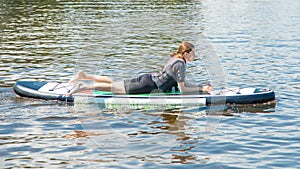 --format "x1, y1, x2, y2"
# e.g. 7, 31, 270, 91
168, 57, 185, 64
163, 57, 185, 71
168, 58, 186, 71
